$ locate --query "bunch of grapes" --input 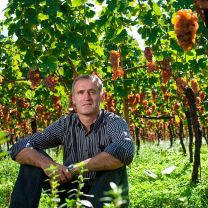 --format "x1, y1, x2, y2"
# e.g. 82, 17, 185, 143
163, 92, 170, 102
27, 69, 41, 88
142, 100, 148, 109
190, 78, 199, 93
16, 98, 30, 109
139, 92, 146, 103
40, 111, 51, 125
173, 100, 181, 111
144, 47, 154, 62
110, 50, 124, 80
43, 75, 58, 91
146, 108, 152, 116
21, 121, 30, 133
1, 105, 10, 124
172, 9, 199, 51
112, 69, 124, 80
110, 50, 120, 70
195, 96, 201, 104
161, 85, 167, 94
36, 104, 45, 112
158, 58, 173, 84
52, 95, 62, 117
128, 94, 140, 111
161, 70, 172, 84
151, 90, 157, 101
105, 92, 116, 112
10, 108, 20, 119
152, 104, 156, 112
147, 61, 157, 73
11, 97, 17, 104
199, 91, 206, 101
159, 58, 172, 71
159, 58, 172, 76
176, 77, 187, 92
